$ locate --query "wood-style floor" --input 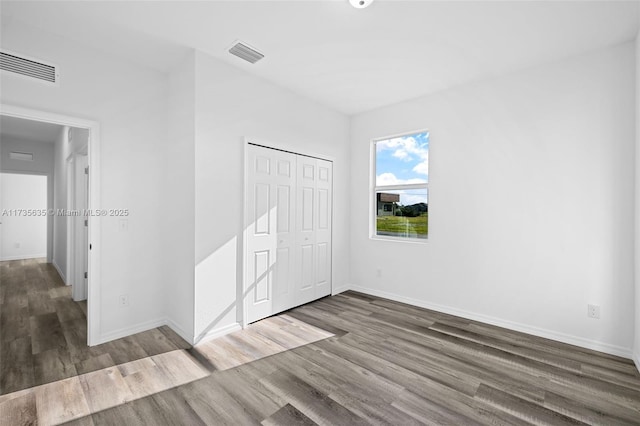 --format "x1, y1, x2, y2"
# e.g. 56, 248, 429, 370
2, 259, 640, 425
0, 259, 190, 395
